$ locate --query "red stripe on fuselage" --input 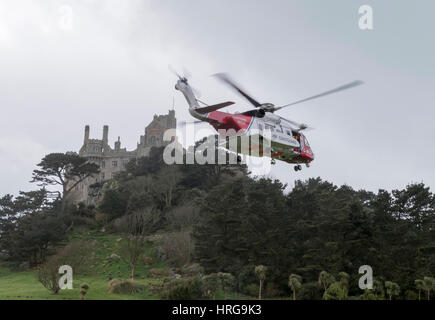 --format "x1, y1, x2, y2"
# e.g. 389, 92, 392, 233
206, 111, 253, 134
